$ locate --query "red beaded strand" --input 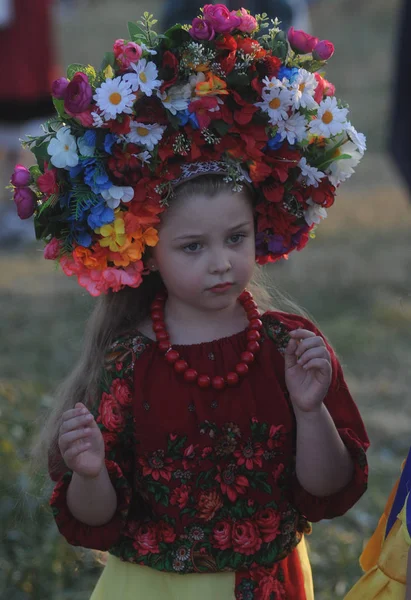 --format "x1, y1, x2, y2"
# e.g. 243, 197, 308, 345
150, 289, 262, 390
